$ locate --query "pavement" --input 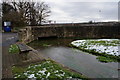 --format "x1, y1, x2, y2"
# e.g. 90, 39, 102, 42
2, 33, 19, 78
2, 33, 44, 79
